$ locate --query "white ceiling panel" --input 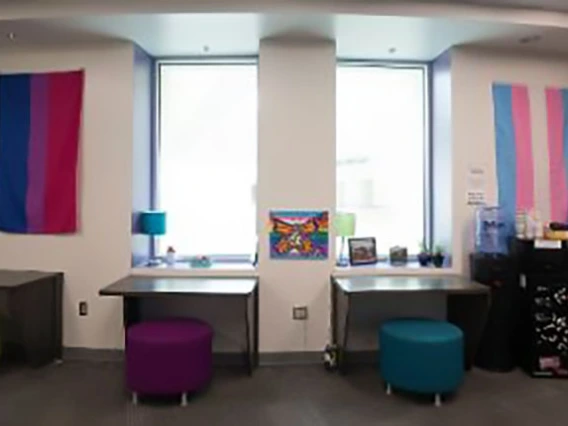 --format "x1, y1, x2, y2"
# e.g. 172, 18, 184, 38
422, 0, 568, 13
1, 0, 568, 24
334, 14, 534, 59
0, 13, 565, 60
